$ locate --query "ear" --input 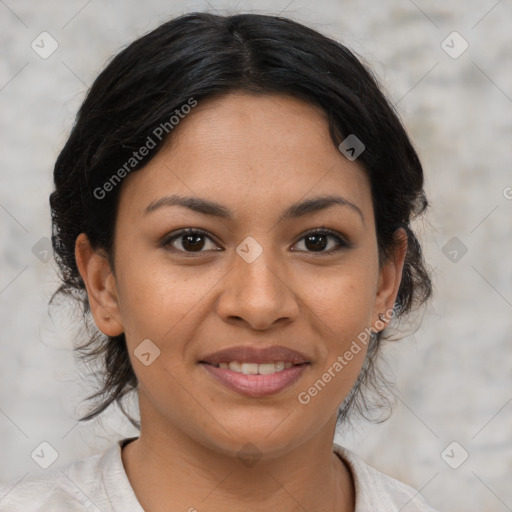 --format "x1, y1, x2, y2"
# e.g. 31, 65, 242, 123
75, 233, 124, 336
372, 228, 408, 329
